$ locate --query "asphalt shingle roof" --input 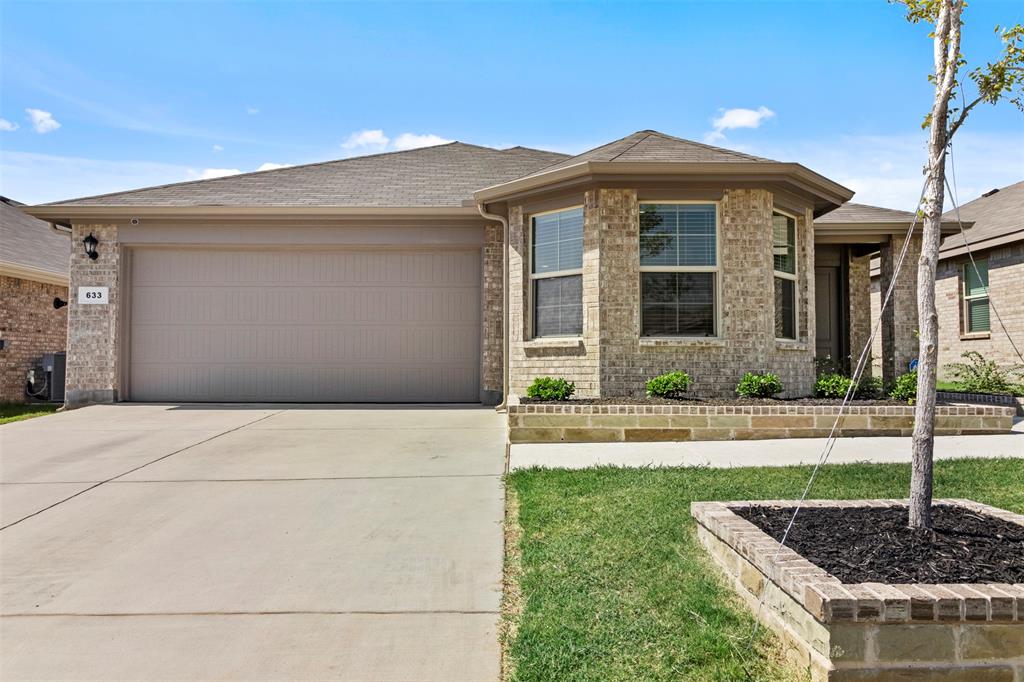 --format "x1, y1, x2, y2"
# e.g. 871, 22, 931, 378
939, 181, 1024, 254
0, 197, 70, 276
814, 203, 917, 224
42, 143, 570, 208
513, 130, 773, 180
